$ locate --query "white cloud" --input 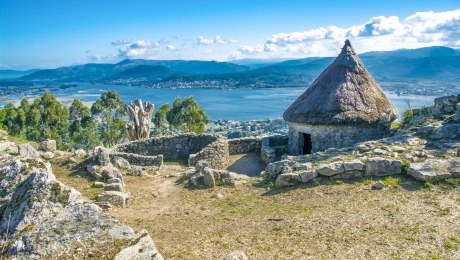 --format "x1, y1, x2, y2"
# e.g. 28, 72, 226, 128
166, 44, 176, 51
234, 9, 460, 59
197, 35, 237, 46
117, 40, 160, 58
